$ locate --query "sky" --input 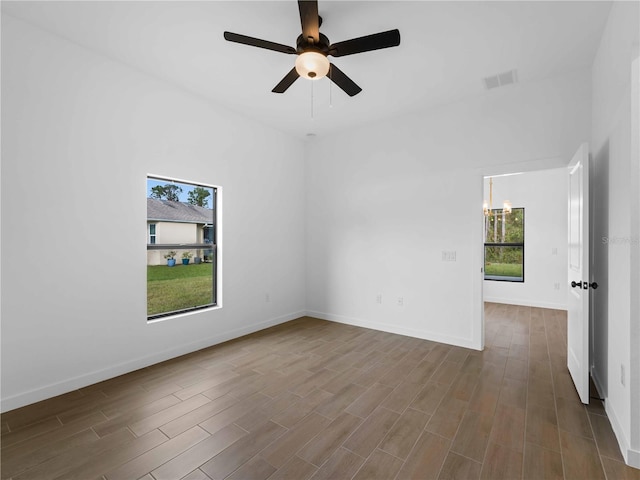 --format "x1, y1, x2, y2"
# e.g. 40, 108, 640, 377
147, 177, 214, 207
